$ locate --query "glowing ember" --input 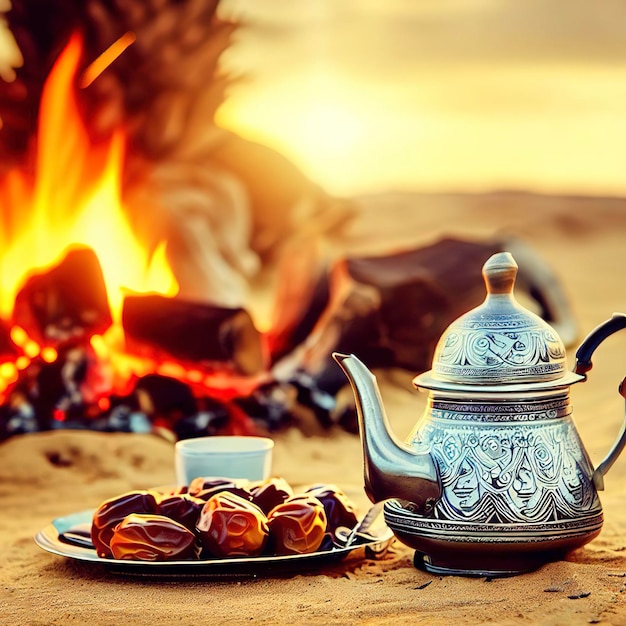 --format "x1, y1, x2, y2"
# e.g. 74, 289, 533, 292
80, 31, 137, 89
